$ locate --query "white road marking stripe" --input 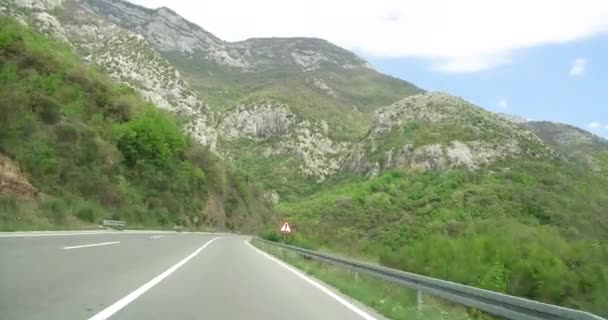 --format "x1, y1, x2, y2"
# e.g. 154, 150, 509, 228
246, 240, 379, 320
88, 237, 223, 320
0, 232, 113, 238
149, 235, 164, 239
0, 230, 234, 238
63, 242, 120, 250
